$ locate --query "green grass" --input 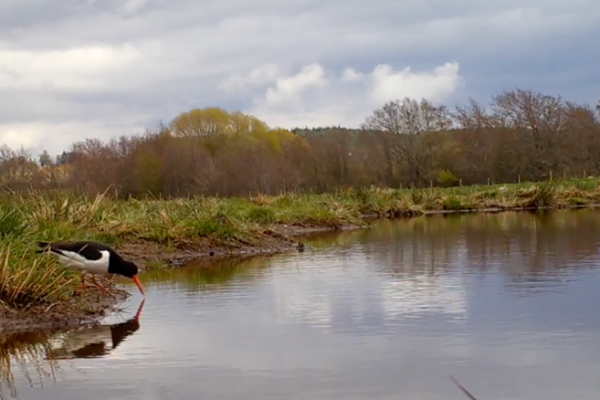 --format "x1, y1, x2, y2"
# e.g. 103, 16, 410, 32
1, 178, 600, 312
